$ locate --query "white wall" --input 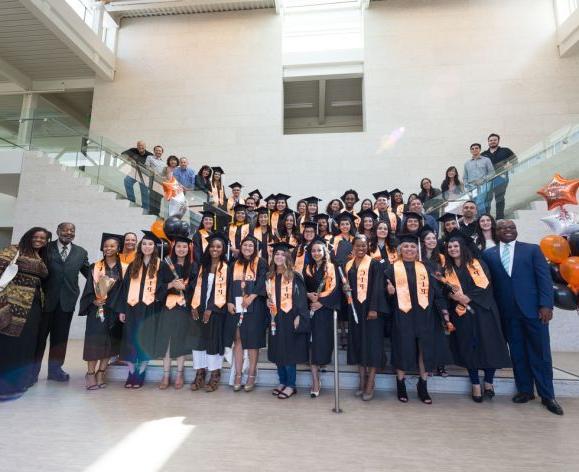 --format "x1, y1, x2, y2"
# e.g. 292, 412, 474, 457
90, 0, 579, 203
